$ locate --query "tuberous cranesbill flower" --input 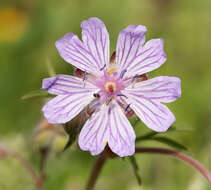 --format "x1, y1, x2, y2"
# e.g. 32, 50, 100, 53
41, 17, 181, 157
